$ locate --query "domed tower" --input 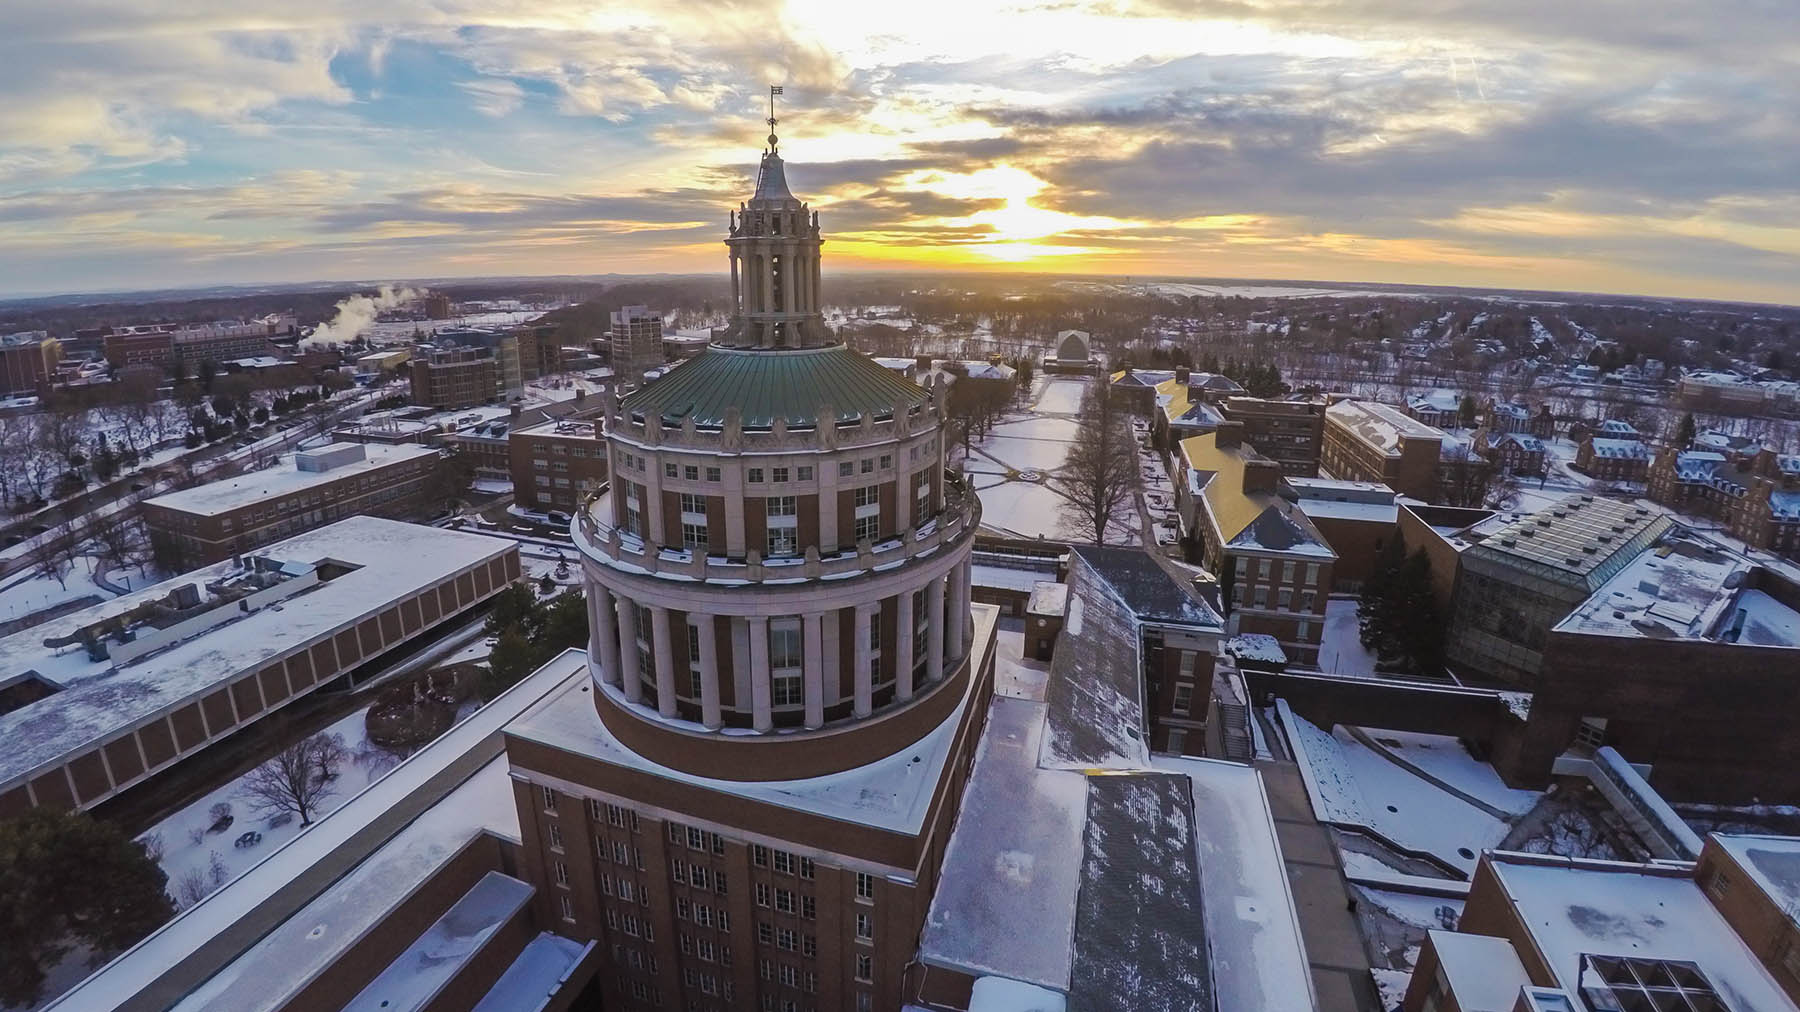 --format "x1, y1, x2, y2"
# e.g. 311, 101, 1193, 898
574, 117, 980, 781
